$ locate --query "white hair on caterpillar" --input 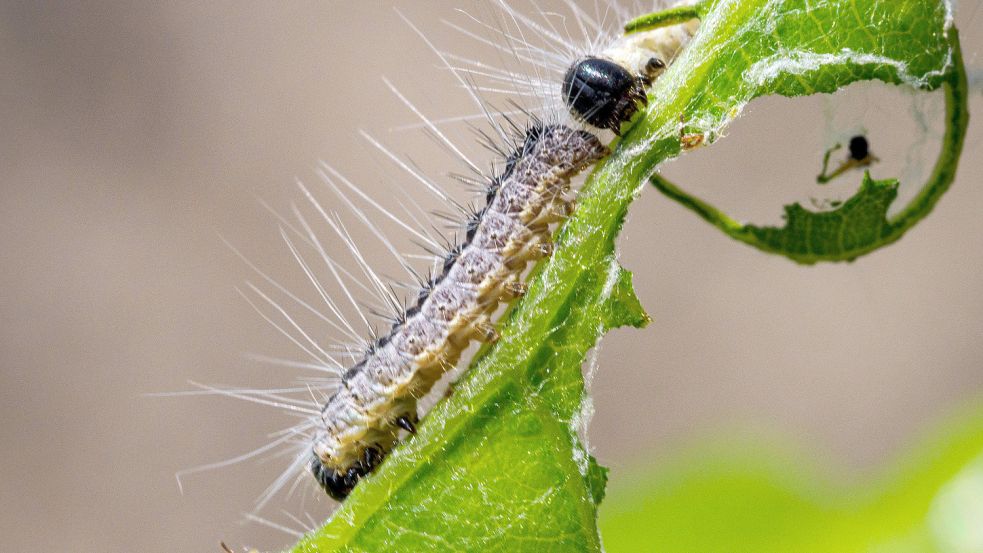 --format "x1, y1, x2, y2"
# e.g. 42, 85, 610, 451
396, 0, 699, 135
173, 47, 605, 514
